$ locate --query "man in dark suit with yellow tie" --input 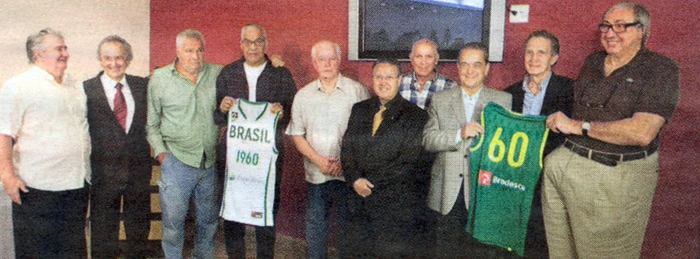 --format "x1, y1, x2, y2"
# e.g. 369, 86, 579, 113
341, 59, 431, 258
84, 35, 151, 259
